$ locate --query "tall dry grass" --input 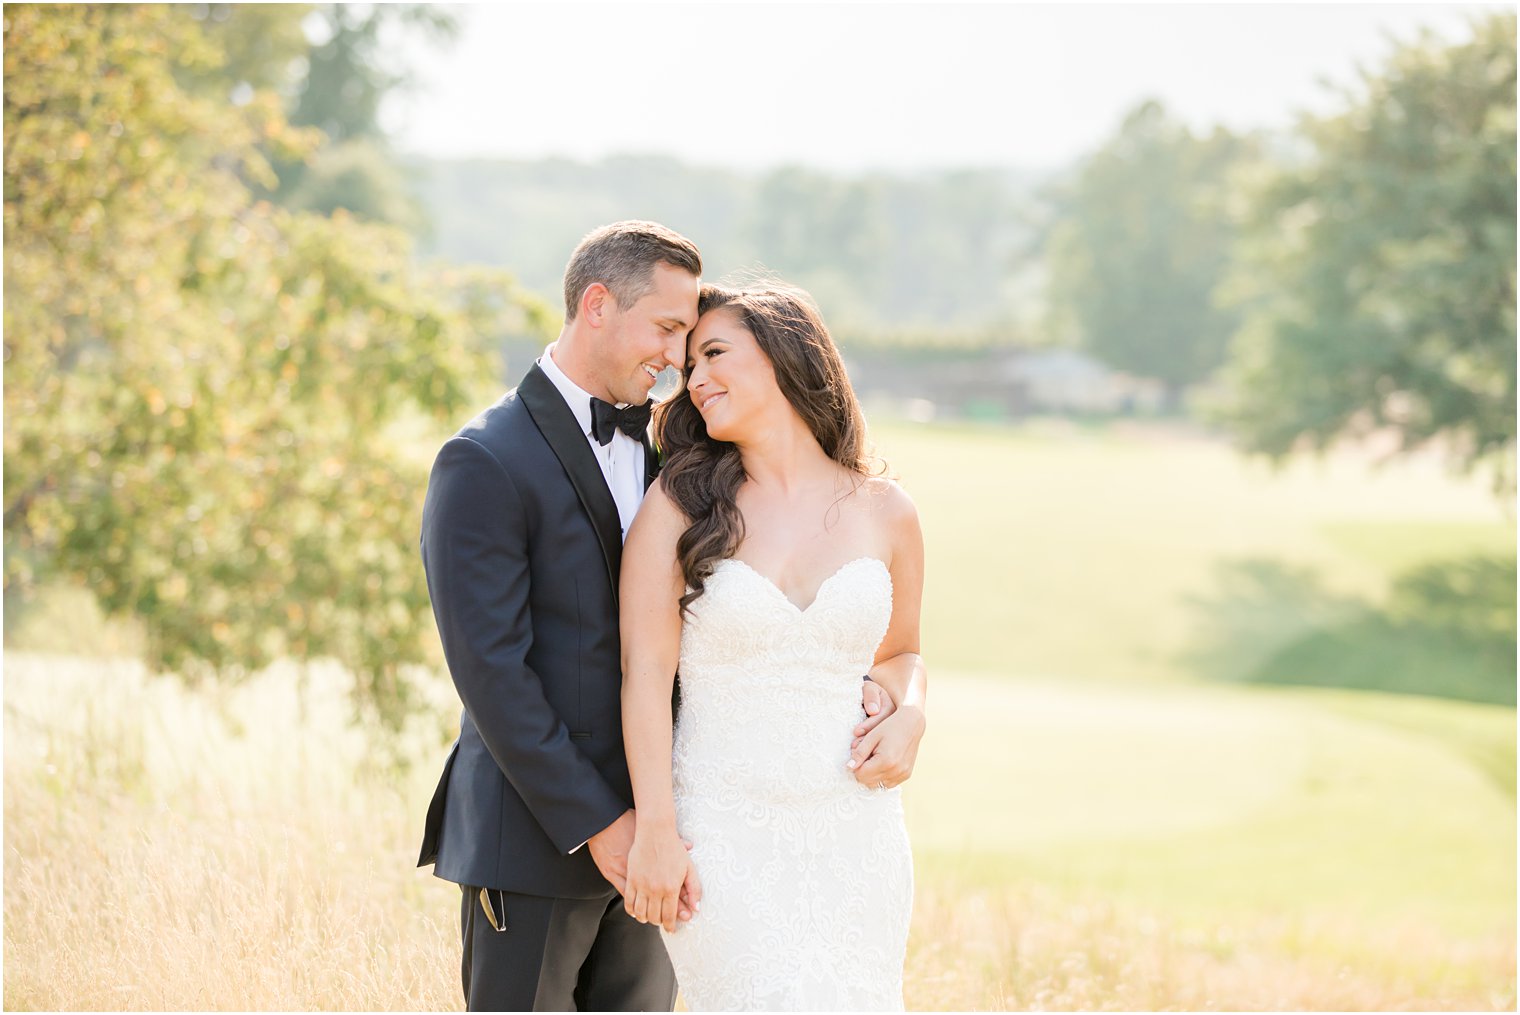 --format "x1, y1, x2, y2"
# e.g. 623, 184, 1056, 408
4, 653, 462, 1010
907, 882, 1514, 1010
4, 653, 1514, 1010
